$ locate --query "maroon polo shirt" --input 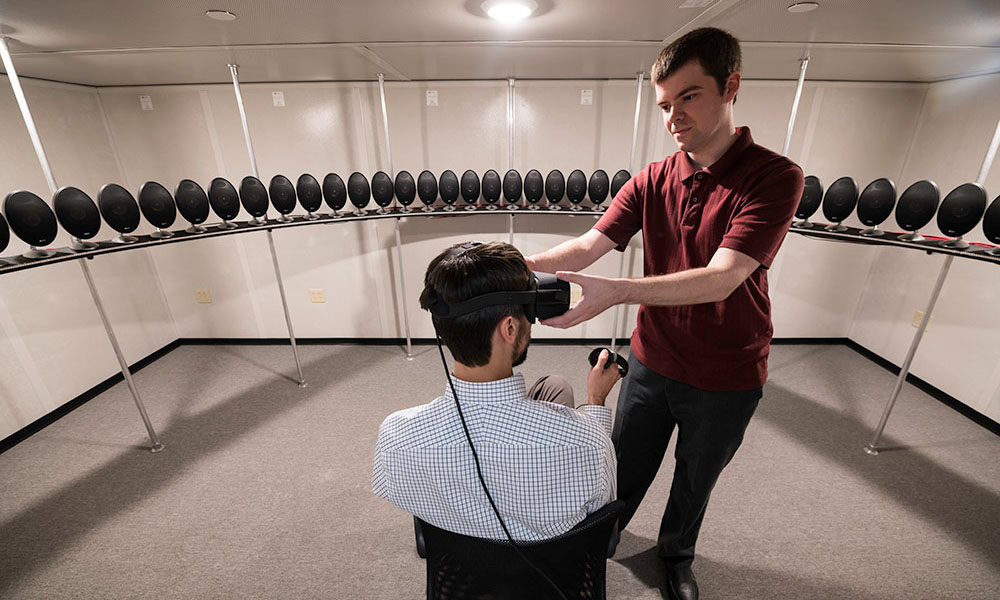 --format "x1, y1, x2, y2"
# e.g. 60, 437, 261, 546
594, 127, 803, 391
